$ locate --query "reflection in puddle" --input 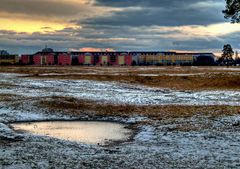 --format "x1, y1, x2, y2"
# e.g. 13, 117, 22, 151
12, 121, 132, 145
